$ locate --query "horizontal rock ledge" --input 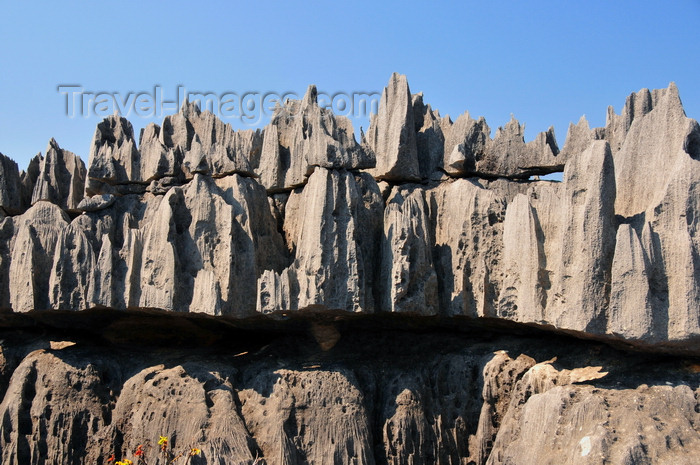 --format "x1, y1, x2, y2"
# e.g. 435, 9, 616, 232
1, 306, 699, 356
